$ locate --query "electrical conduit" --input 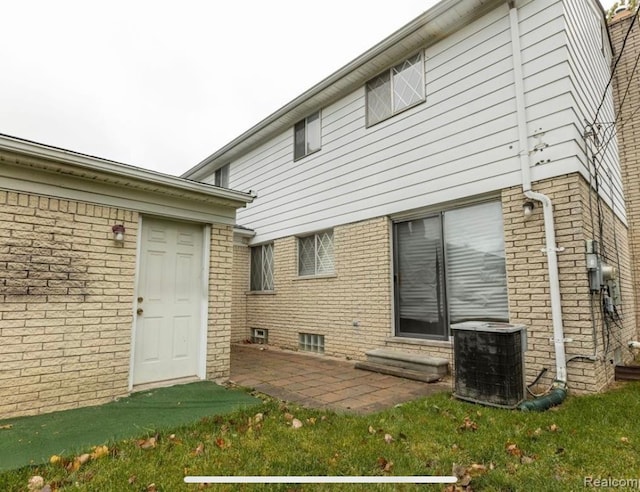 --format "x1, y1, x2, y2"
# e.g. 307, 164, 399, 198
508, 2, 567, 410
